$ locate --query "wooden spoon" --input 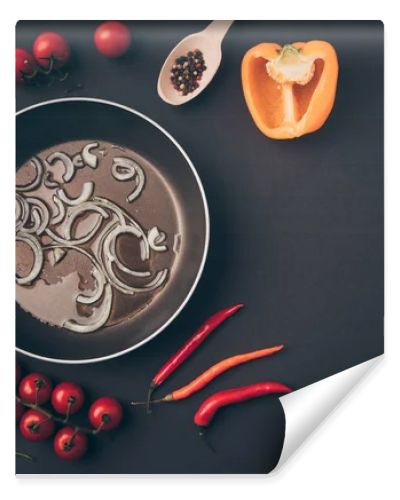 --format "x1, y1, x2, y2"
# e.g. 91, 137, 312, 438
157, 21, 233, 106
